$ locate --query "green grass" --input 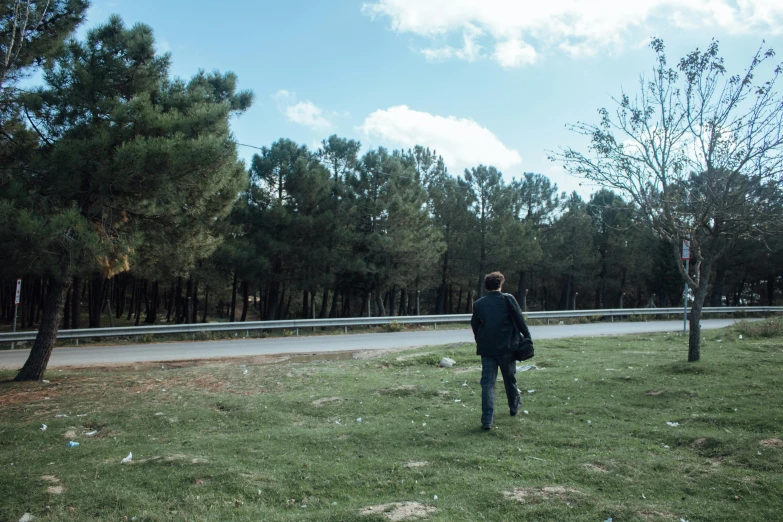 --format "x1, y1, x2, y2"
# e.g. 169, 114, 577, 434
1, 320, 782, 521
